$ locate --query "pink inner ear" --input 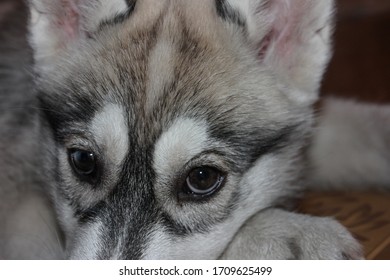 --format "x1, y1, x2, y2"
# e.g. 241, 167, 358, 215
259, 0, 304, 62
56, 0, 81, 40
